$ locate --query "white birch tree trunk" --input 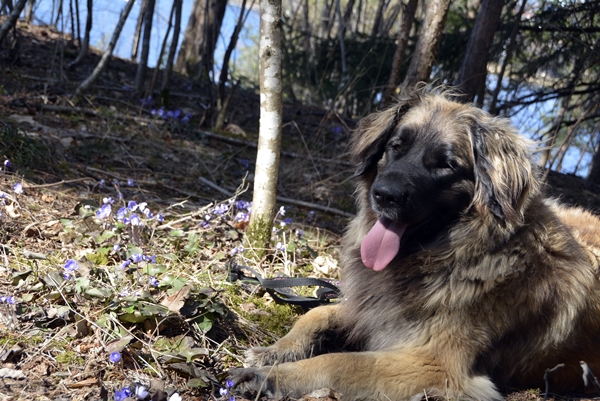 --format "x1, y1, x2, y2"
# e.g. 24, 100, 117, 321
246, 0, 283, 258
